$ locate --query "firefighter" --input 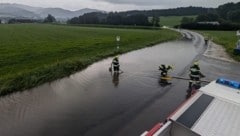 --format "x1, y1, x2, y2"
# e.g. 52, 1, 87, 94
159, 64, 173, 85
188, 61, 205, 89
111, 56, 120, 72
204, 37, 209, 45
